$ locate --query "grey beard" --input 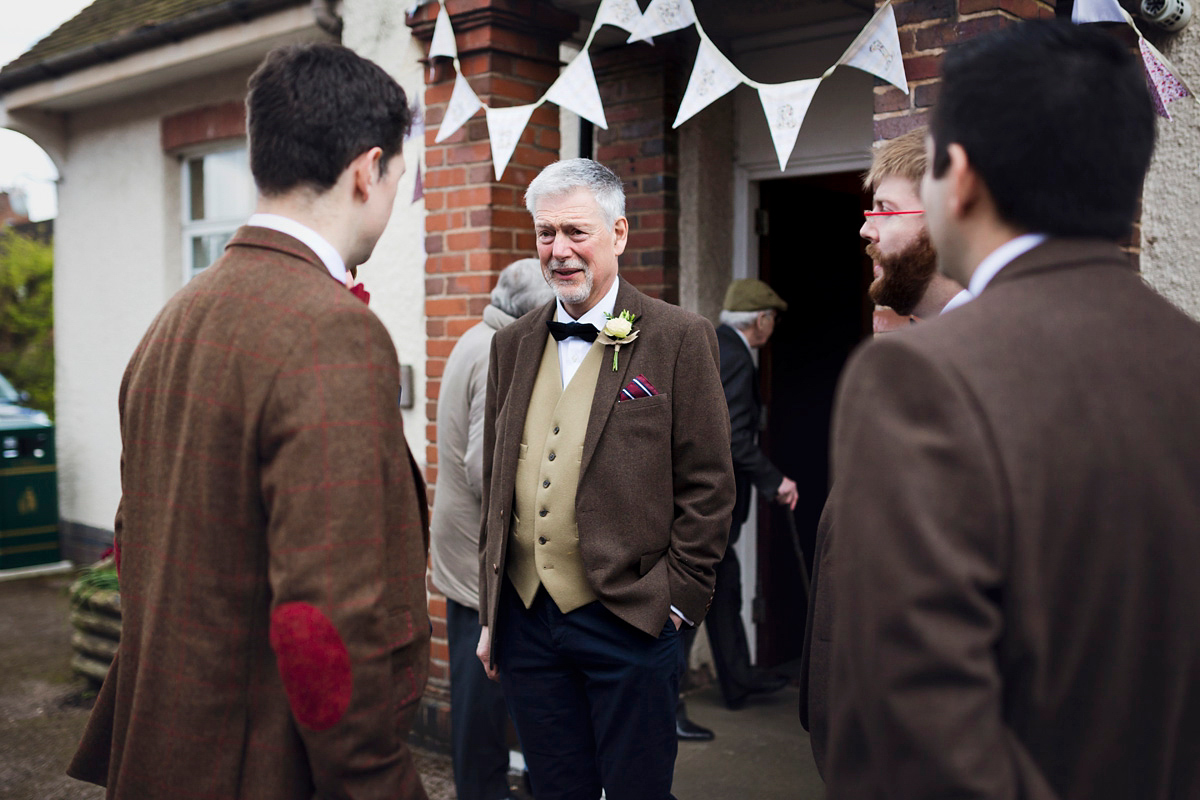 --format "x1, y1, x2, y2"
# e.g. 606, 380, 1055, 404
545, 263, 593, 305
